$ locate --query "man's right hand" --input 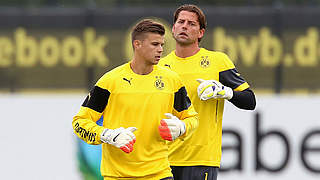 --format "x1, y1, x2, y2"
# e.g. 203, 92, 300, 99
158, 113, 186, 141
196, 79, 233, 100
101, 127, 137, 153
